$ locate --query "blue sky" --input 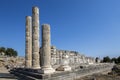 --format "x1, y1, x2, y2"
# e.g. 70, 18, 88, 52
0, 0, 120, 58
